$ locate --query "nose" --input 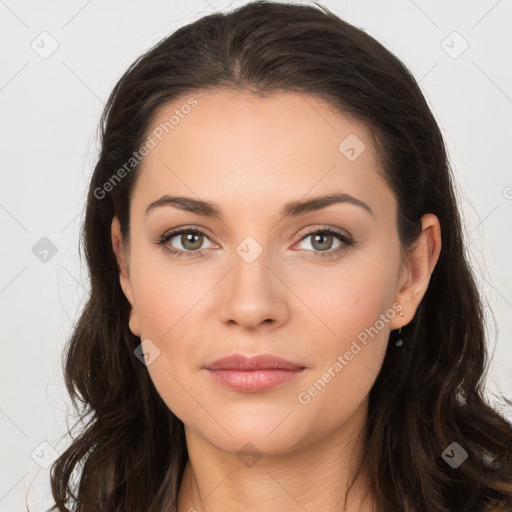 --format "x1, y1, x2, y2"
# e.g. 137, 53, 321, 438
217, 242, 290, 331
